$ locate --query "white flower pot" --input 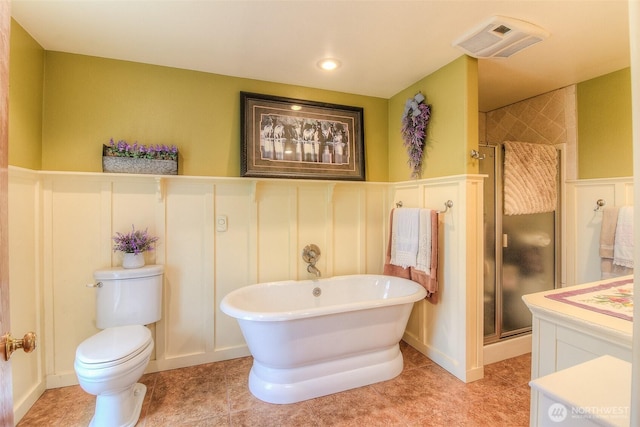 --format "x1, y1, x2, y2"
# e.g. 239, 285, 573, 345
122, 252, 145, 269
